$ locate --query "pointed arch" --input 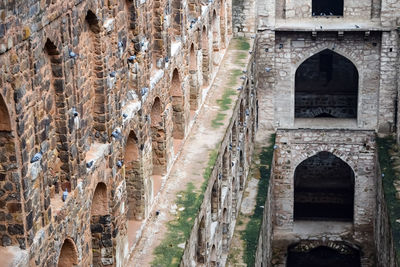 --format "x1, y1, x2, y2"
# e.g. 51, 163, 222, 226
0, 95, 11, 131
212, 10, 219, 52
210, 244, 218, 266
189, 43, 199, 110
90, 182, 114, 266
202, 26, 210, 86
44, 38, 71, 201
57, 238, 78, 267
294, 151, 355, 221
211, 180, 219, 221
171, 69, 185, 140
125, 131, 144, 220
295, 49, 359, 119
196, 216, 206, 263
85, 10, 106, 139
151, 97, 166, 176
